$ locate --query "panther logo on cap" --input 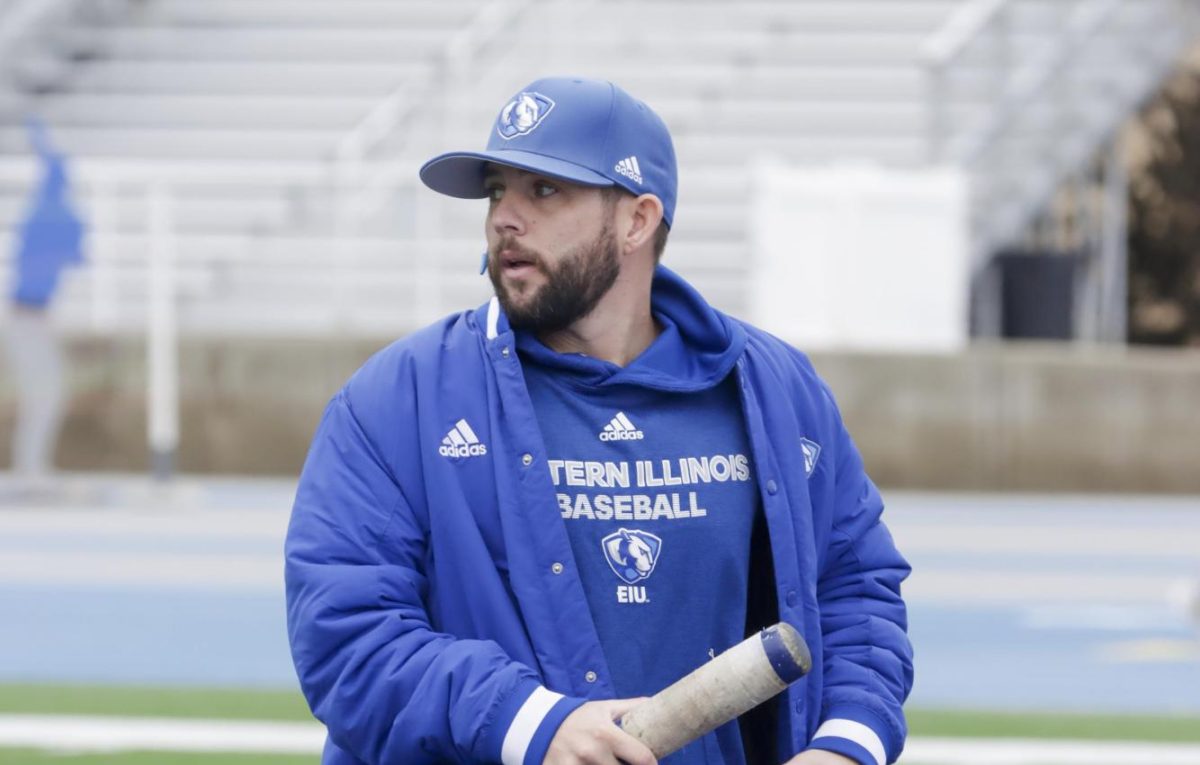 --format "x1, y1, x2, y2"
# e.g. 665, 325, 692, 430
496, 92, 555, 139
